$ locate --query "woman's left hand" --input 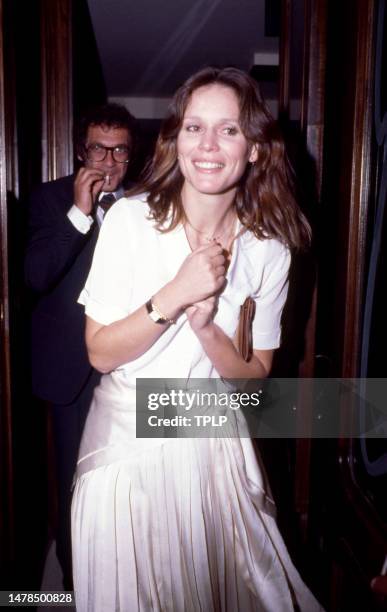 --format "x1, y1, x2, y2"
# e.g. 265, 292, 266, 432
186, 296, 217, 332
